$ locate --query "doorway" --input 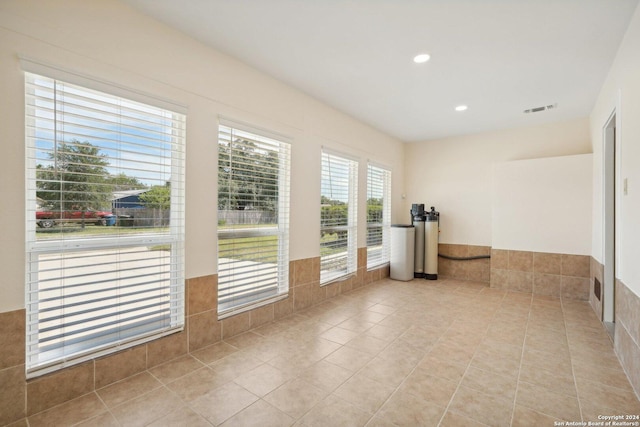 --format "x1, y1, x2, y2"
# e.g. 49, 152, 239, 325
603, 110, 616, 337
